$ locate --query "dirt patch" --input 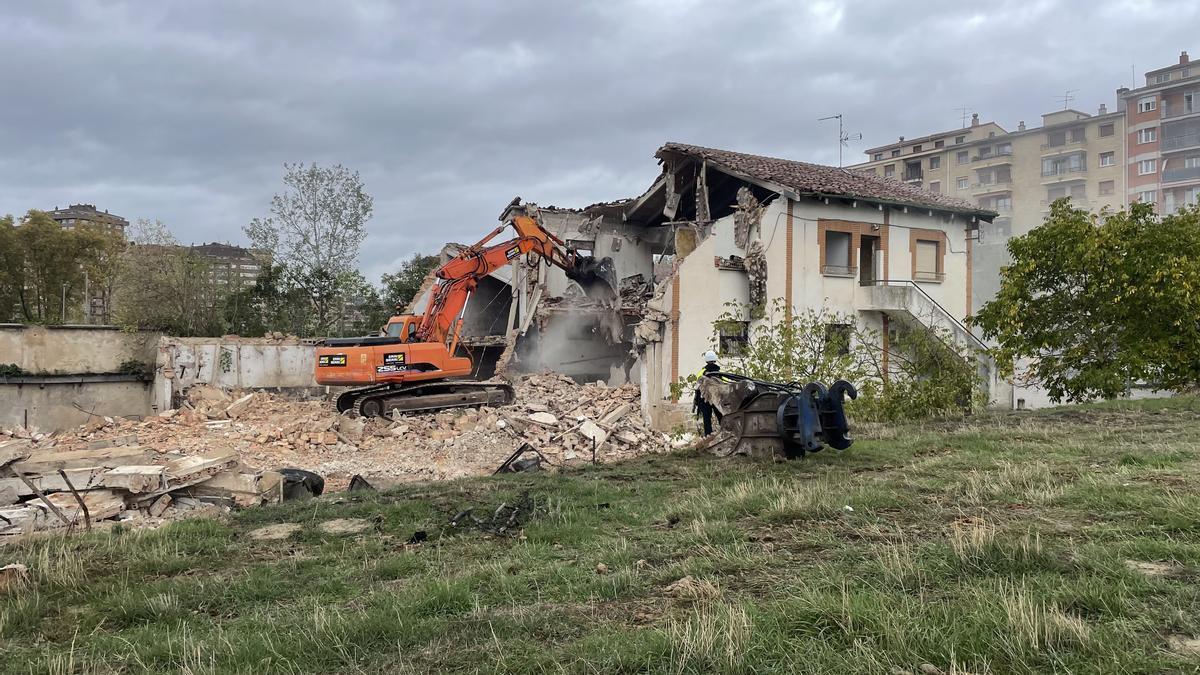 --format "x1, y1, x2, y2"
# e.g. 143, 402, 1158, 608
247, 523, 302, 541
1167, 634, 1200, 656
318, 518, 372, 535
1124, 560, 1180, 577
663, 575, 720, 600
